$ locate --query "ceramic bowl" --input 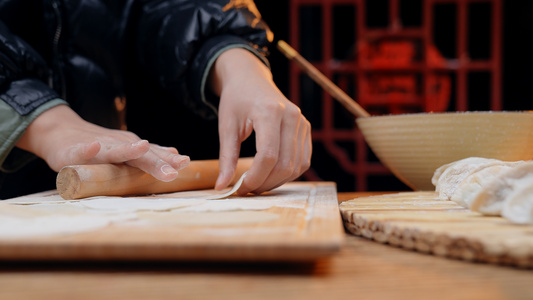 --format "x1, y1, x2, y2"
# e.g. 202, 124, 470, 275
356, 111, 533, 190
